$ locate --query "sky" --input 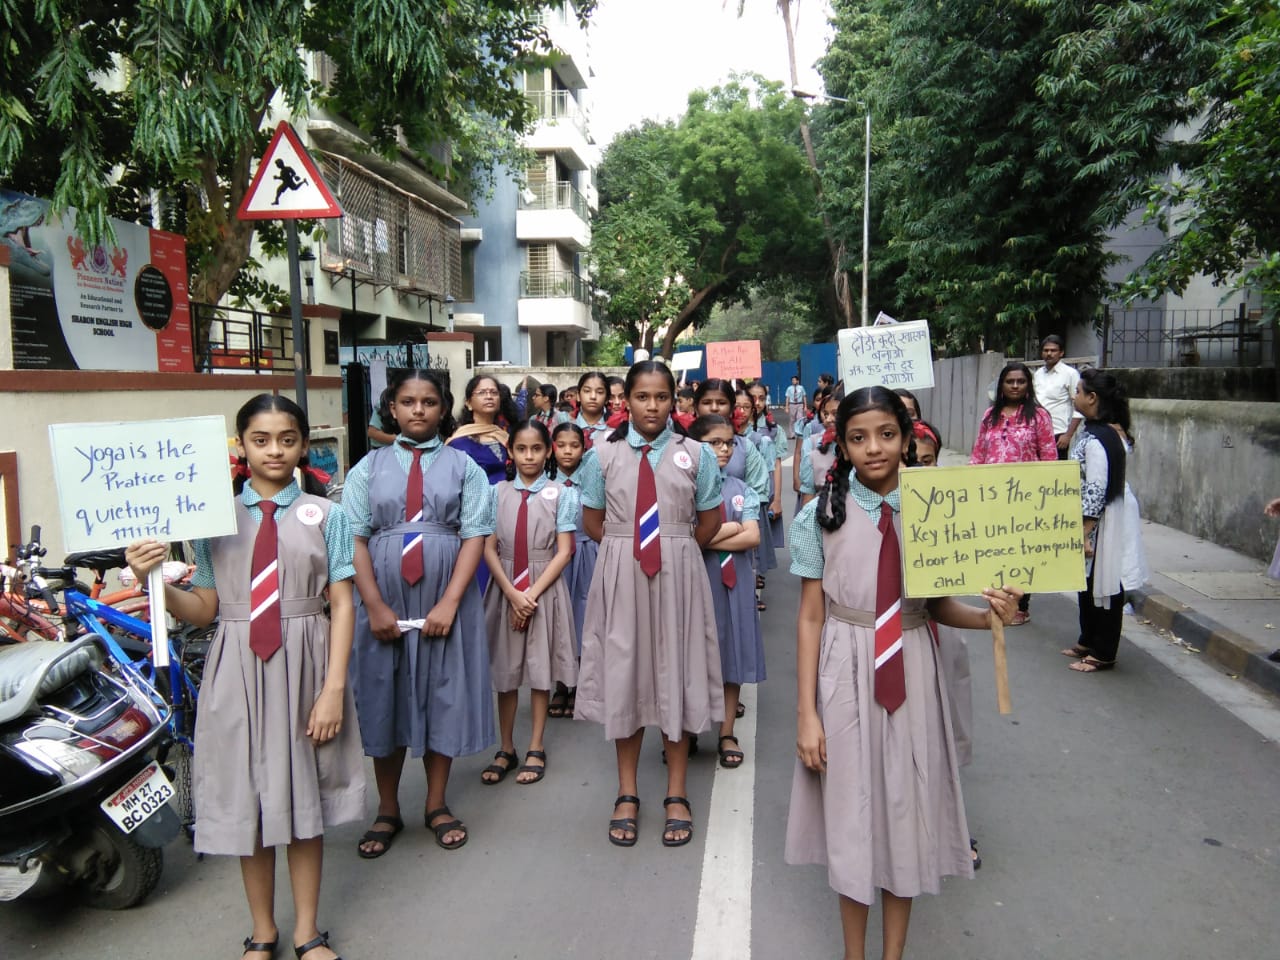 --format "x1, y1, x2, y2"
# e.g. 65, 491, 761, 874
585, 0, 833, 148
